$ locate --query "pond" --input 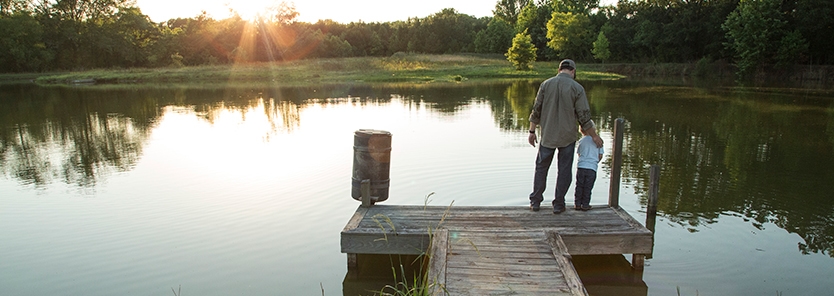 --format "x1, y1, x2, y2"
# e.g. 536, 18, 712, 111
1, 79, 833, 296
